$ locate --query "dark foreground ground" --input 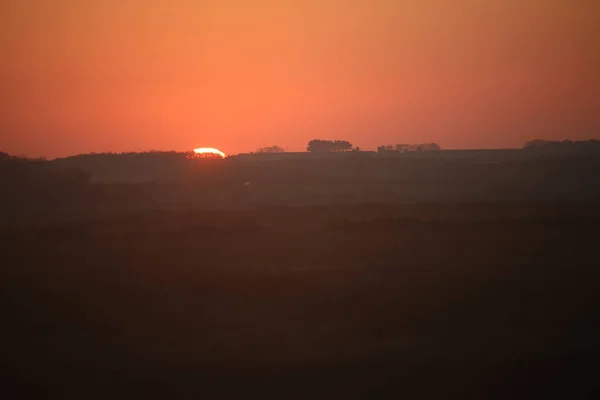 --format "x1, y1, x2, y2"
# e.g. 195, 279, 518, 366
1, 203, 599, 399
